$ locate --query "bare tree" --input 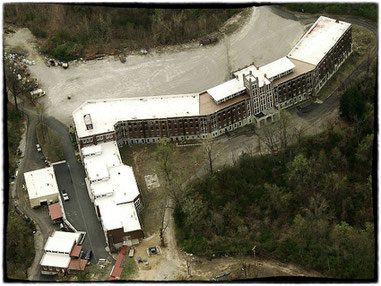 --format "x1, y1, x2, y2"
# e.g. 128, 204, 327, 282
4, 57, 36, 110
258, 123, 279, 155
36, 103, 47, 140
203, 138, 215, 175
5, 59, 22, 110
258, 110, 292, 156
155, 138, 187, 246
276, 110, 292, 151
256, 135, 262, 156
155, 137, 173, 181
